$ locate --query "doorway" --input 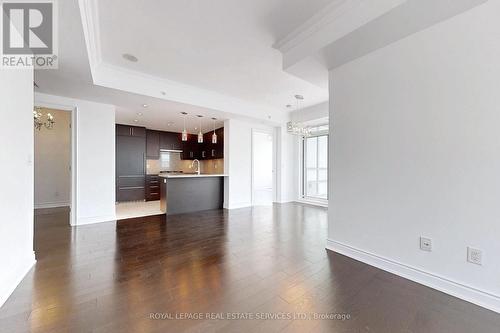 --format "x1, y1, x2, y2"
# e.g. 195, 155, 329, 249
34, 108, 72, 224
251, 130, 274, 206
